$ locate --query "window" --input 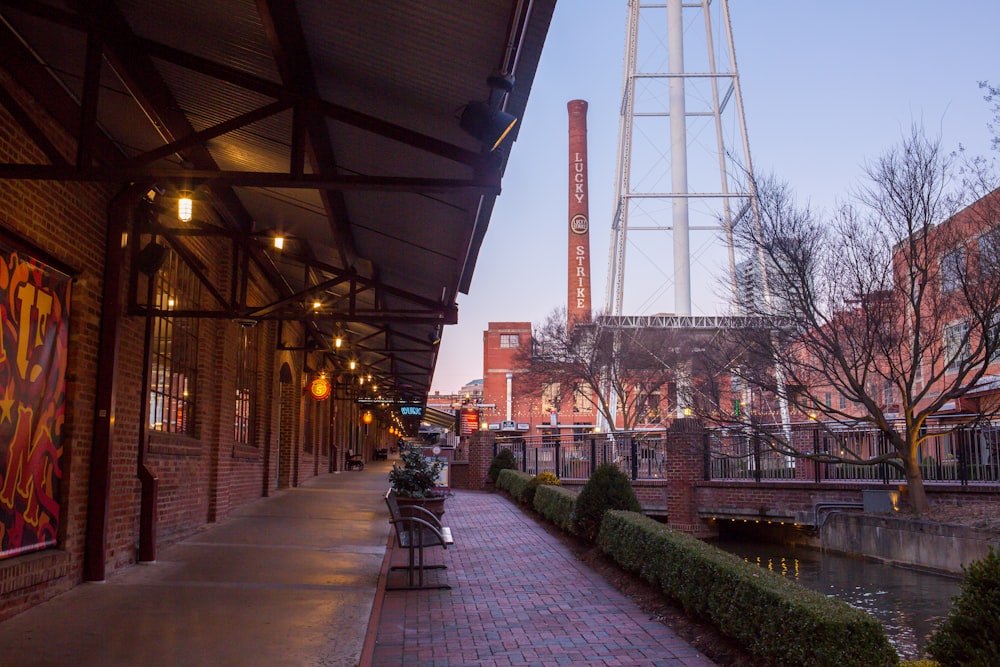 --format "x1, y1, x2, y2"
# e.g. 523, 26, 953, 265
882, 380, 894, 408
541, 382, 560, 412
979, 227, 1000, 269
838, 393, 847, 410
573, 384, 592, 413
639, 389, 662, 423
500, 334, 519, 348
940, 247, 965, 293
149, 249, 201, 434
234, 323, 258, 446
943, 321, 970, 371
